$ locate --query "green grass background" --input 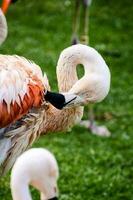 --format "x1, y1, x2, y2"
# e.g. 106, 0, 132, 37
0, 0, 133, 199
